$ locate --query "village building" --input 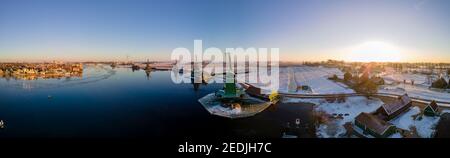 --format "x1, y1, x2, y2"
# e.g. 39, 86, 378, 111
245, 85, 262, 96
374, 94, 412, 120
355, 112, 397, 138
424, 100, 439, 116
